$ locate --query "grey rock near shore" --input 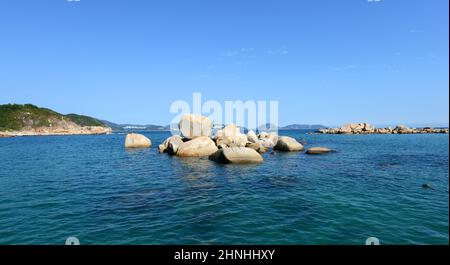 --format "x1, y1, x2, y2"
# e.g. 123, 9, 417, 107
316, 123, 449, 134
125, 133, 152, 148
209, 147, 263, 164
